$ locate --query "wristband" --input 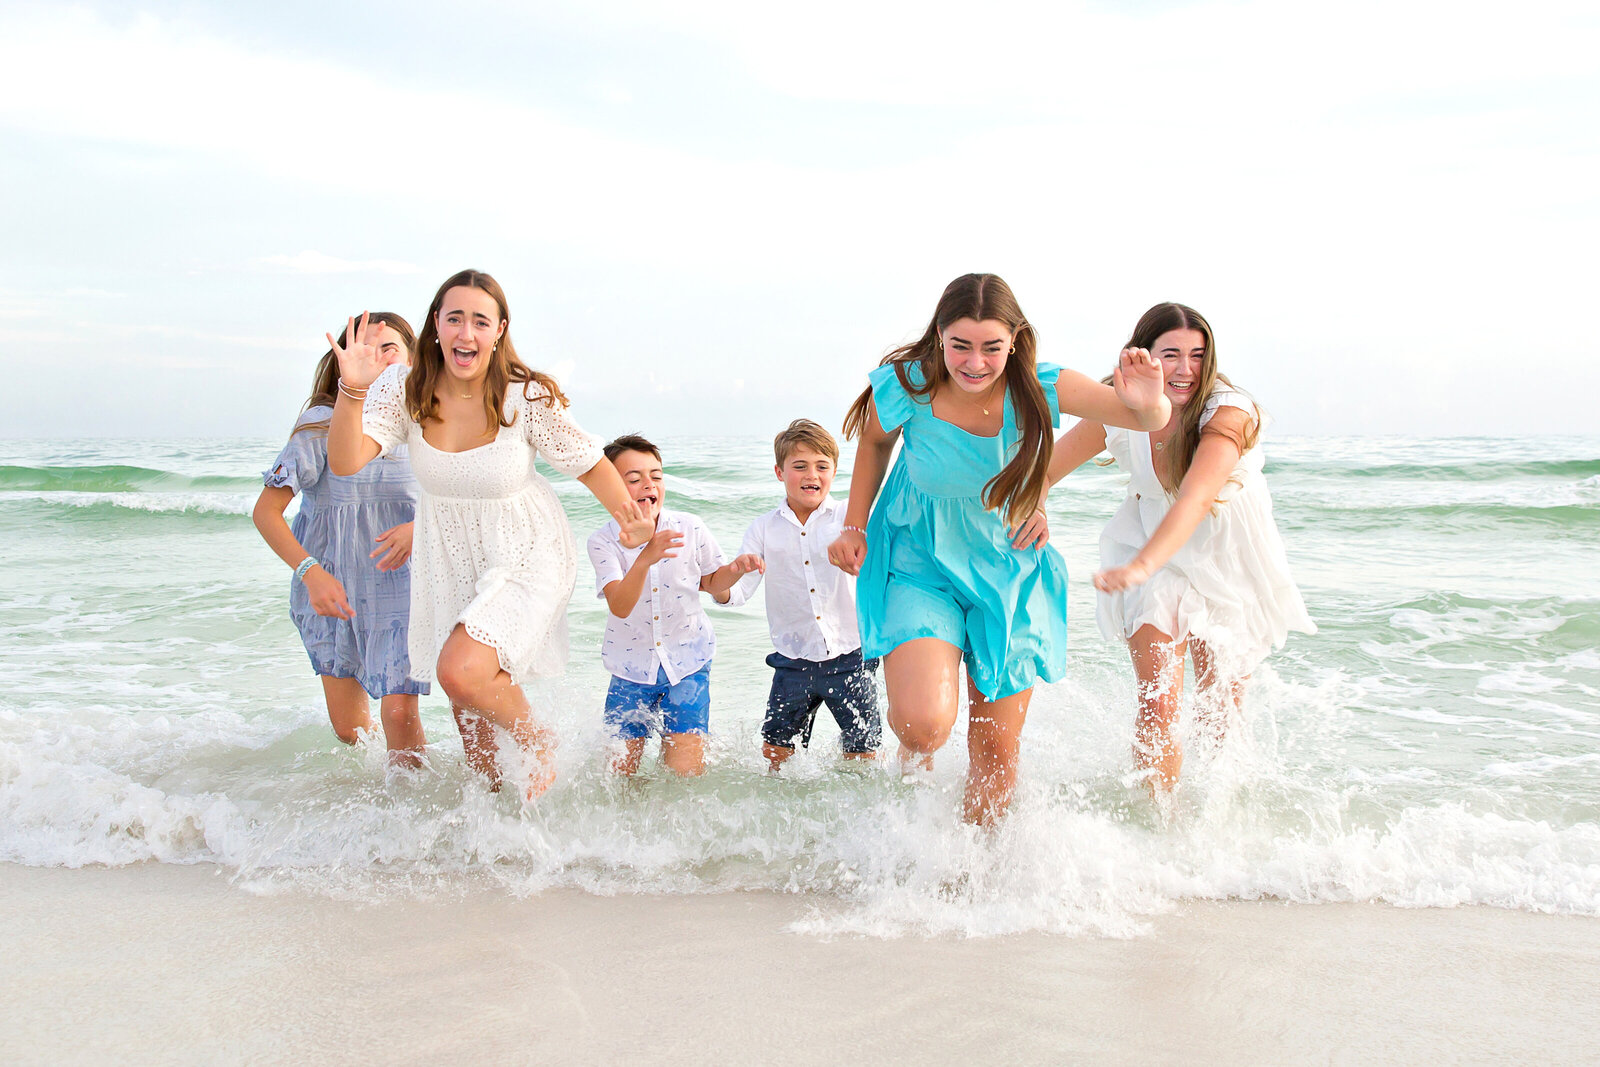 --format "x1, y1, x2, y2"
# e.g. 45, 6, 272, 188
840, 525, 866, 536
294, 556, 319, 581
